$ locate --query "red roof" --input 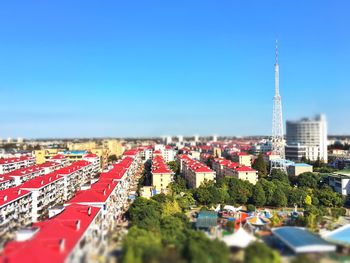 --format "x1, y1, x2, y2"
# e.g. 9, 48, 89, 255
123, 149, 139, 156
0, 204, 101, 263
67, 179, 118, 204
0, 156, 34, 165
234, 166, 256, 172
20, 173, 63, 189
56, 161, 91, 175
0, 175, 14, 184
178, 154, 214, 174
152, 155, 172, 174
84, 153, 97, 158
50, 154, 66, 160
0, 186, 31, 207
5, 166, 44, 177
